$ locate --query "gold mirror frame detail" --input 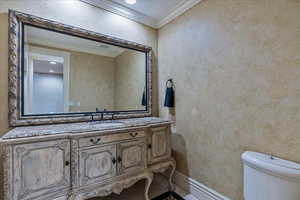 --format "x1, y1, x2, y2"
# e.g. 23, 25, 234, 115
8, 10, 153, 127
